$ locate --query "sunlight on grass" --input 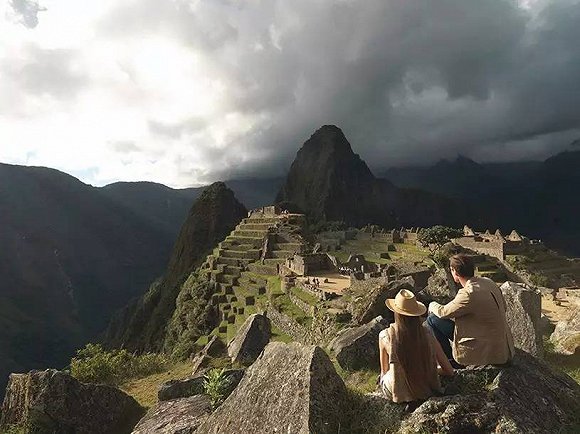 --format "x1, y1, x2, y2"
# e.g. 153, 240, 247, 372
120, 360, 192, 408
